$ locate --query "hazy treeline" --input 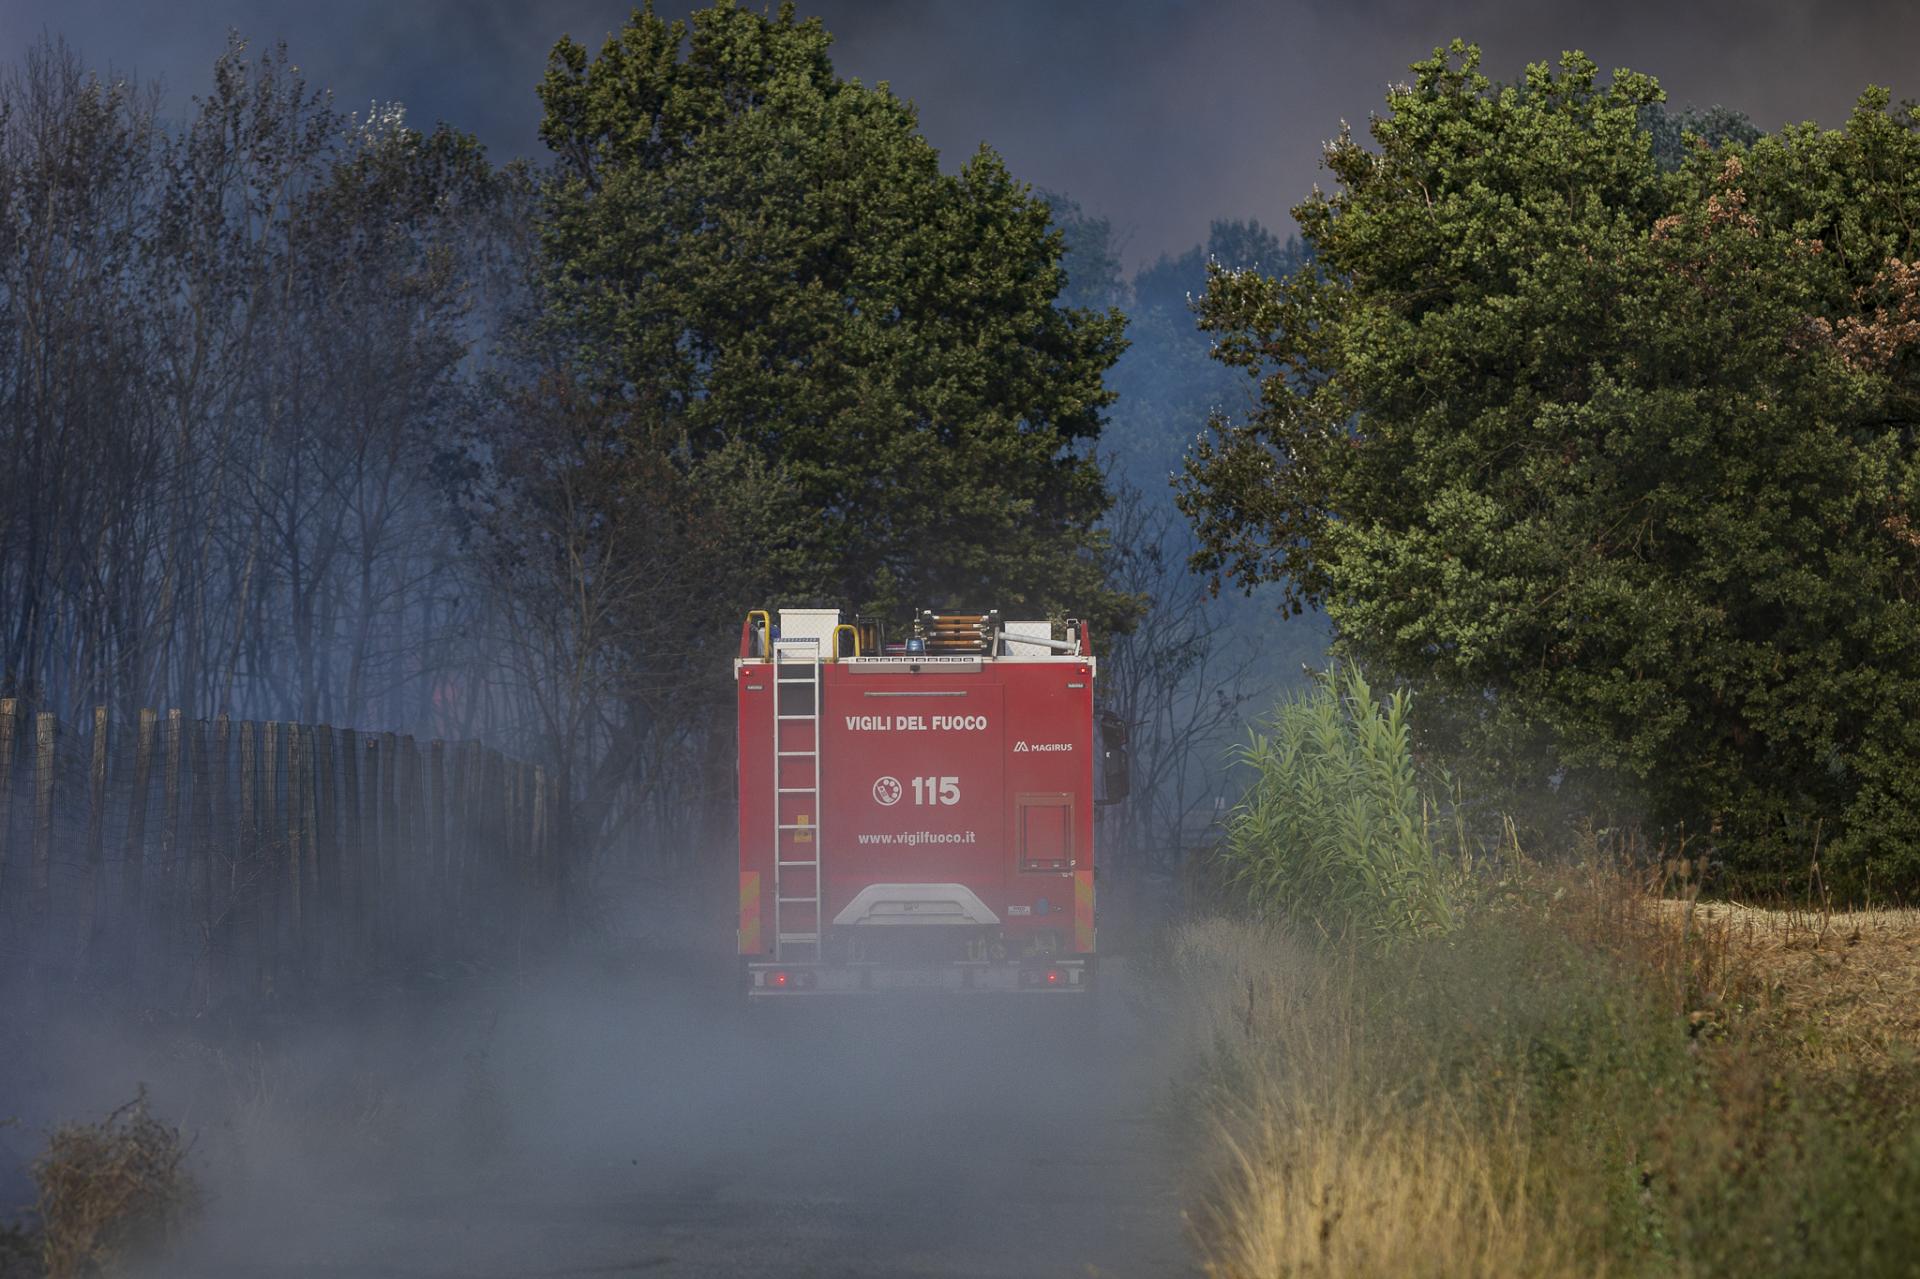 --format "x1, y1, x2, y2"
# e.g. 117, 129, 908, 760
0, 40, 526, 731
0, 37, 735, 882
0, 13, 1340, 899
1049, 199, 1326, 871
